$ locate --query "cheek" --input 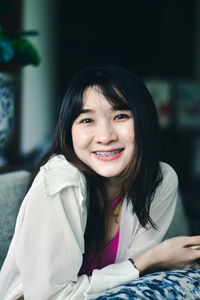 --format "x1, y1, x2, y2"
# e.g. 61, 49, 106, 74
71, 126, 92, 150
121, 121, 134, 143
